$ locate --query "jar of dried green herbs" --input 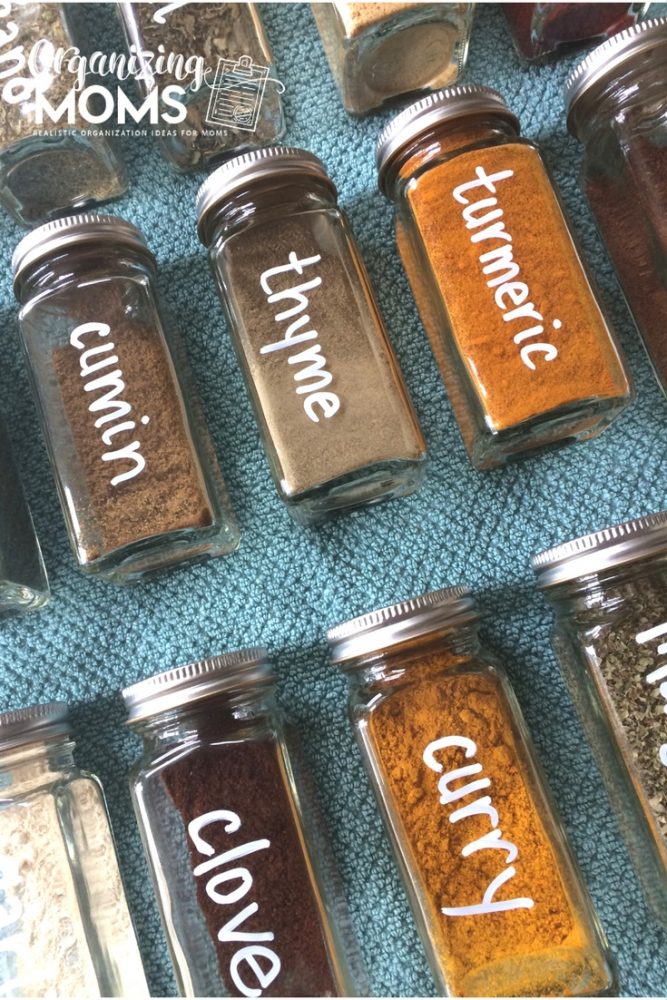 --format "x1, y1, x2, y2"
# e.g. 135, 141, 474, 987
116, 2, 285, 171
533, 512, 667, 926
0, 3, 127, 226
